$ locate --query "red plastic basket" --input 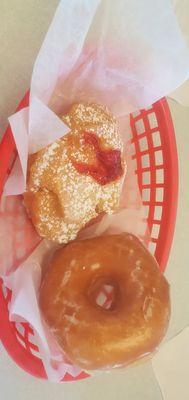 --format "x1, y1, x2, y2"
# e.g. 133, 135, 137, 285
0, 93, 178, 380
